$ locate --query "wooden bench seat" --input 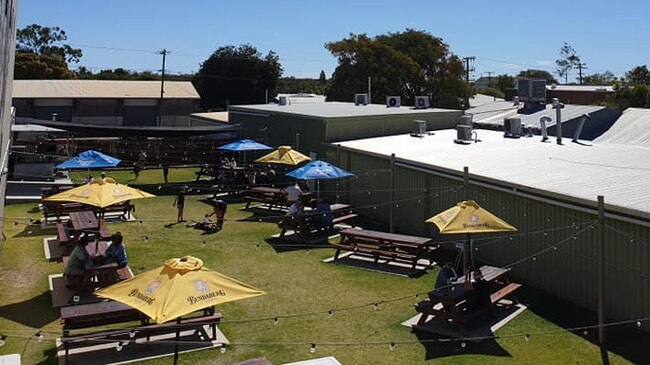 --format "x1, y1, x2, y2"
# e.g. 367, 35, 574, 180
56, 223, 71, 244
490, 282, 521, 304
331, 213, 358, 225
330, 242, 419, 268
244, 195, 287, 210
